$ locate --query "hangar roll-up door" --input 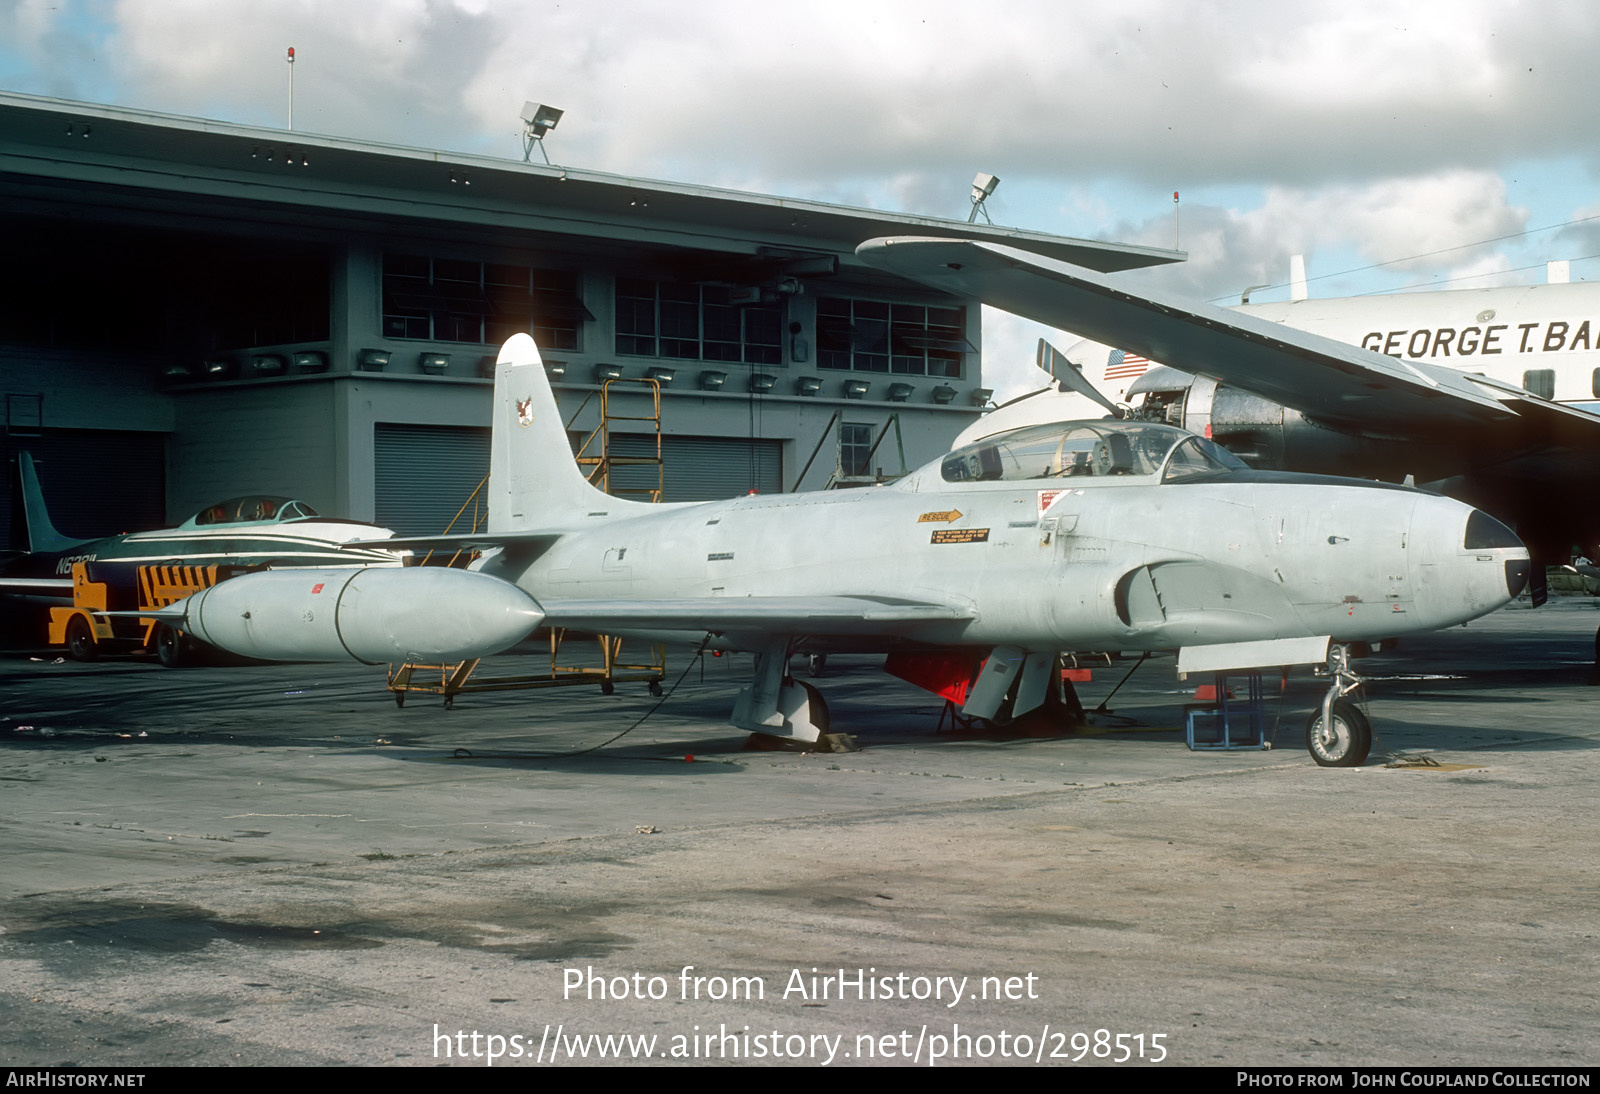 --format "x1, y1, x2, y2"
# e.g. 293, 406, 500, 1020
373, 424, 490, 537
607, 434, 782, 502
4, 430, 165, 545
375, 426, 782, 536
